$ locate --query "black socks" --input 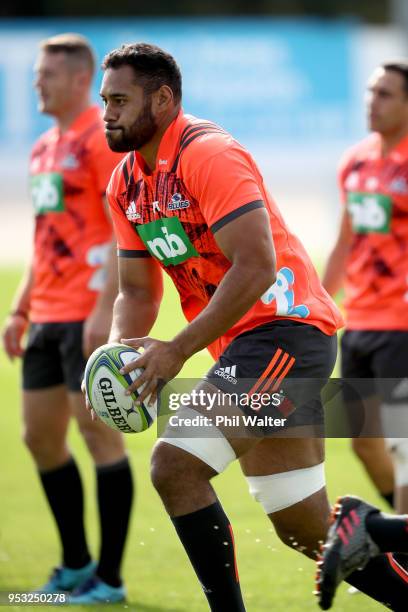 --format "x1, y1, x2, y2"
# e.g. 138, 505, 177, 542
172, 501, 246, 611
366, 511, 408, 553
40, 457, 91, 569
347, 554, 408, 611
96, 457, 134, 587
40, 455, 134, 587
